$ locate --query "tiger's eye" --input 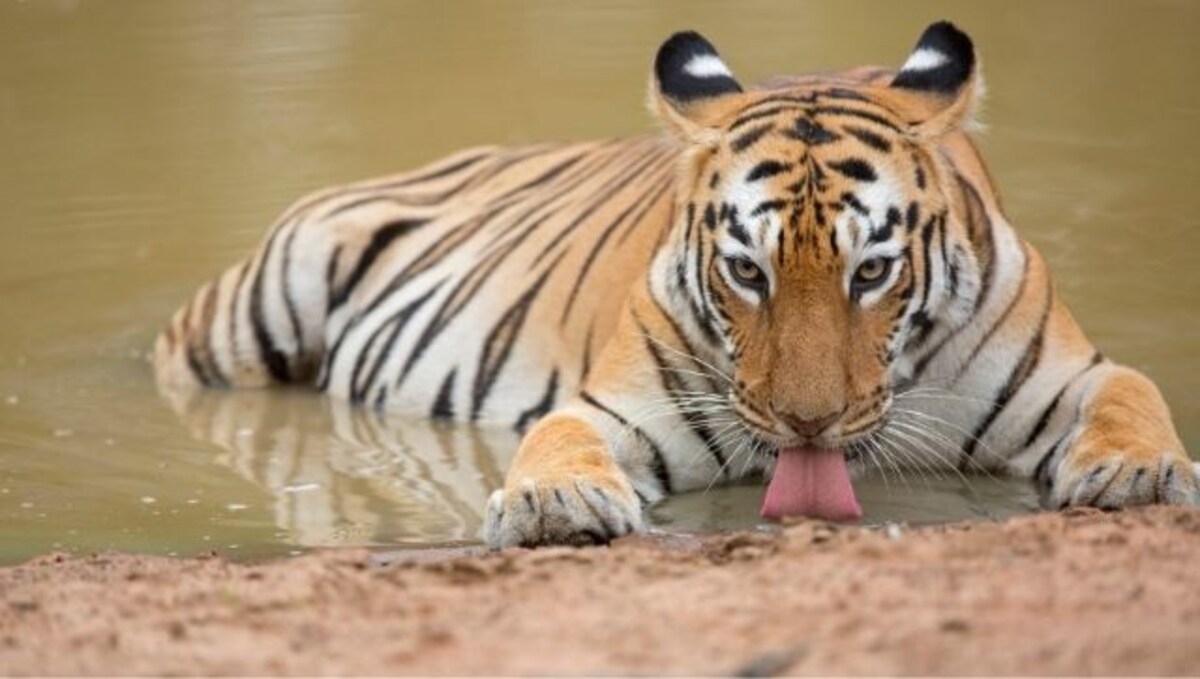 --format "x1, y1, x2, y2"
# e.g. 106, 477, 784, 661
729, 258, 765, 287
854, 257, 890, 285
